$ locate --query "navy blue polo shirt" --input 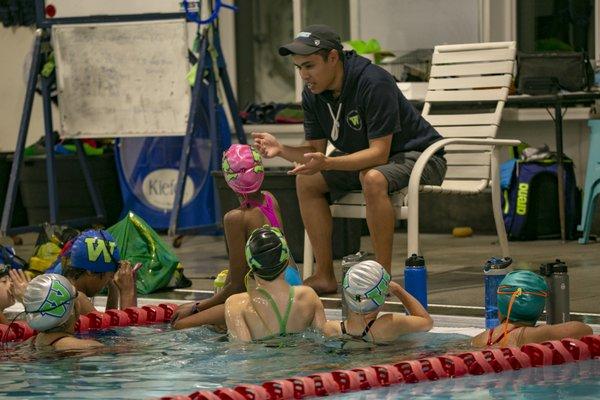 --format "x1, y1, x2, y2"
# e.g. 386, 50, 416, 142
302, 51, 442, 156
